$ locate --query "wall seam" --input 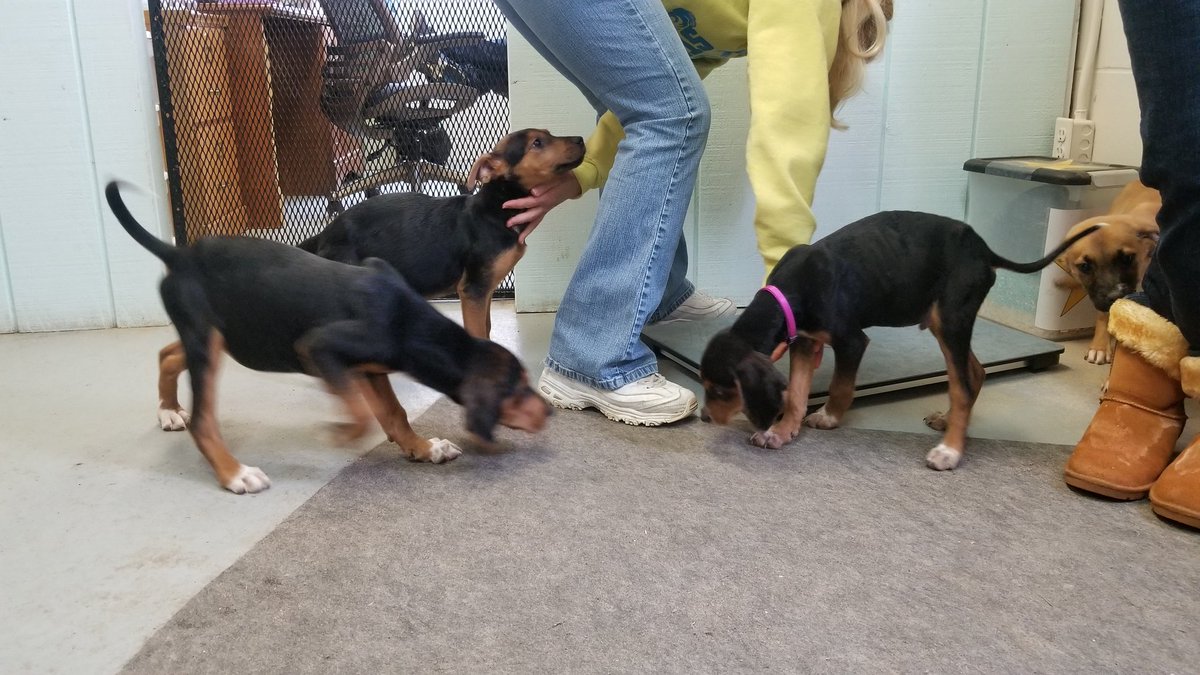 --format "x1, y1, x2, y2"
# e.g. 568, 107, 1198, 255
67, 0, 119, 327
